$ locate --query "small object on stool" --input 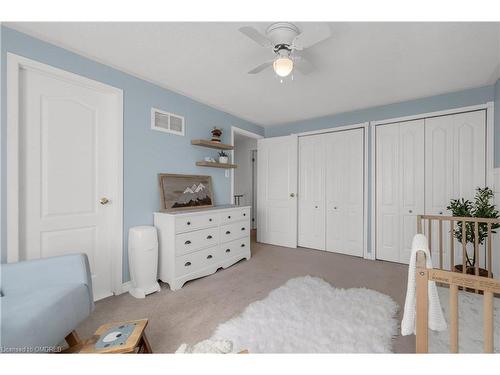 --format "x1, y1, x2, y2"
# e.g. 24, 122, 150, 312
66, 319, 152, 353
